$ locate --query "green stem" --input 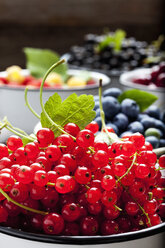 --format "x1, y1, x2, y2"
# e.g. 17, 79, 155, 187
0, 122, 7, 130
39, 59, 76, 141
99, 79, 106, 131
116, 152, 137, 183
3, 117, 28, 136
4, 124, 35, 142
25, 87, 40, 119
0, 187, 48, 216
